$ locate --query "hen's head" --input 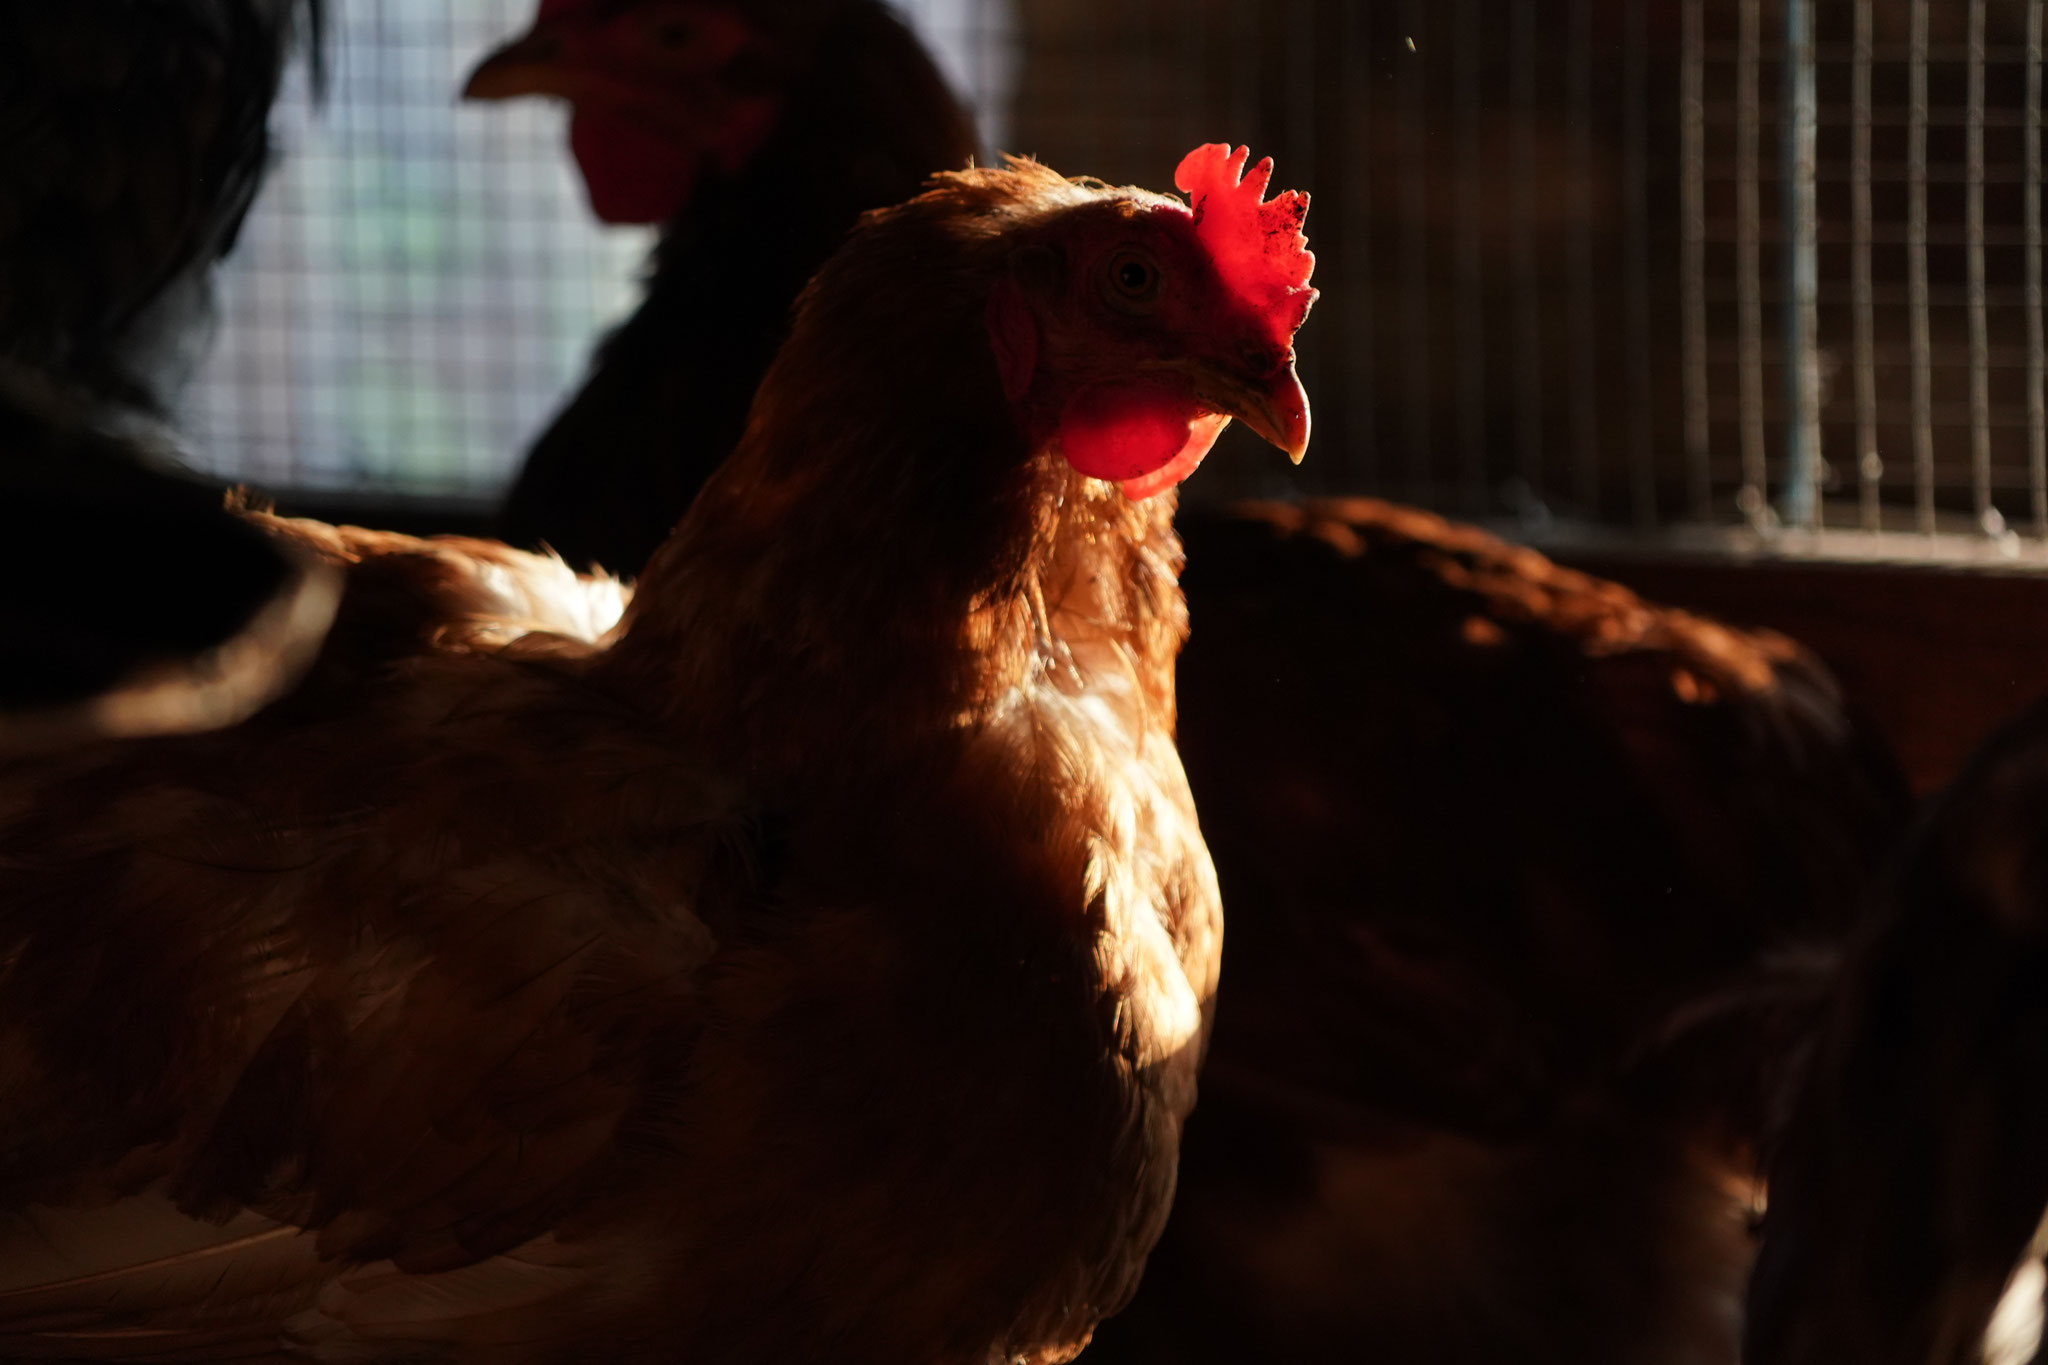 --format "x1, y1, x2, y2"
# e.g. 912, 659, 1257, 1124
980, 144, 1317, 499
463, 0, 800, 224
